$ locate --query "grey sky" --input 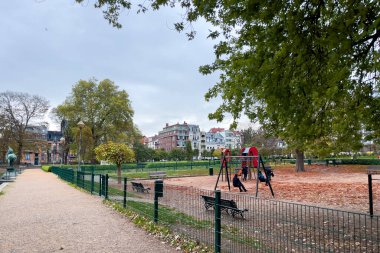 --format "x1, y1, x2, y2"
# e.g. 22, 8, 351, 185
0, 0, 251, 136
